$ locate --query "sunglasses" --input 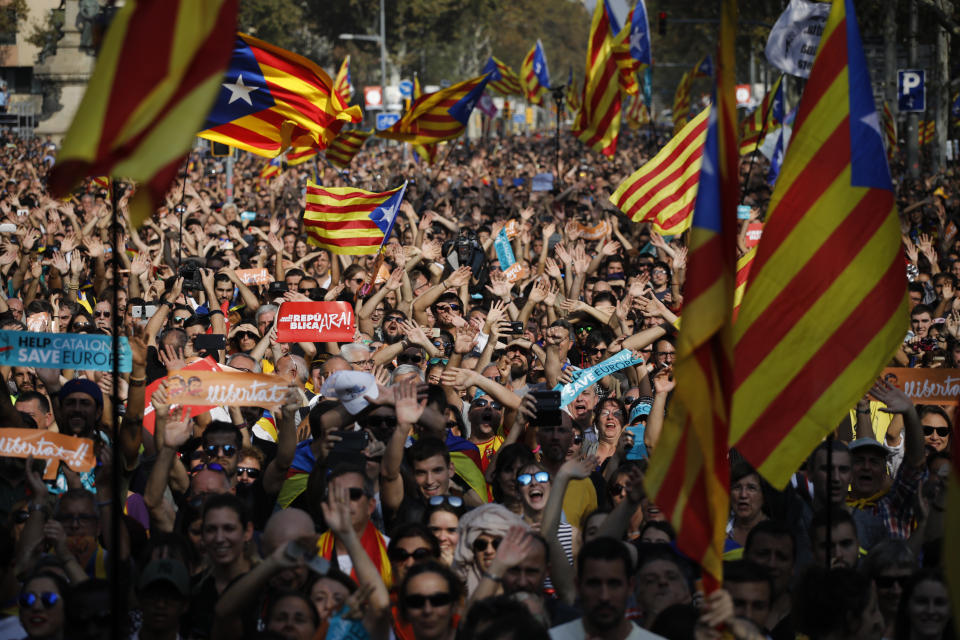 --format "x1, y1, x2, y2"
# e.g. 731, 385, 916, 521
517, 471, 550, 486
624, 396, 638, 406
204, 444, 237, 458
403, 592, 453, 609
72, 322, 91, 330
428, 357, 450, 365
436, 304, 460, 312
360, 415, 398, 430
609, 483, 628, 495
389, 547, 434, 563
398, 353, 423, 365
472, 537, 502, 553
582, 347, 606, 356
428, 495, 464, 507
173, 315, 190, 323
235, 331, 258, 341
352, 277, 366, 284
384, 315, 405, 323
191, 462, 227, 474
345, 487, 367, 501
237, 467, 260, 479
55, 513, 98, 525
432, 340, 452, 350
874, 575, 910, 589
19, 592, 60, 609
572, 435, 584, 444
94, 311, 111, 318
923, 426, 951, 437
471, 398, 502, 410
